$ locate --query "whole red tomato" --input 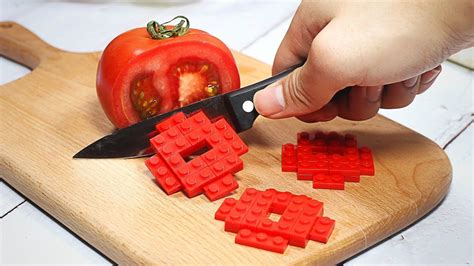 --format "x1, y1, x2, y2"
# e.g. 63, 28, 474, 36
97, 16, 240, 128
